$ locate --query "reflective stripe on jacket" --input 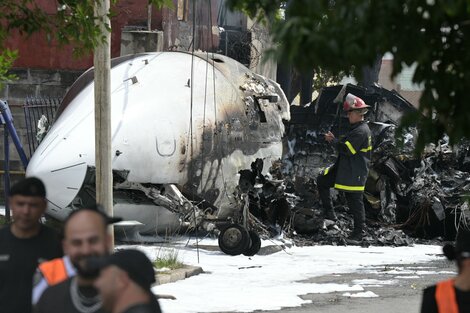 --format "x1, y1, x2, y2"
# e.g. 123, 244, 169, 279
435, 279, 459, 313
333, 121, 371, 192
